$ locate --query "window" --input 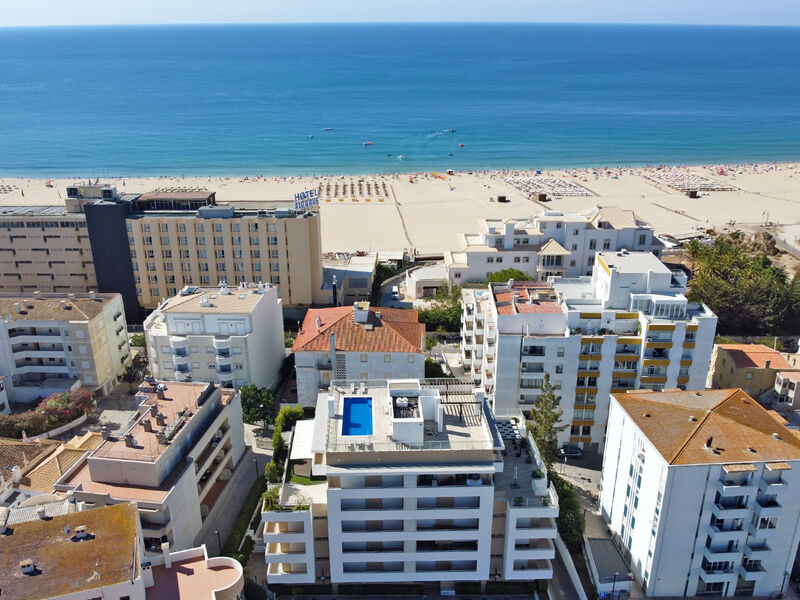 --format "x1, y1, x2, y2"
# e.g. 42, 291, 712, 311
746, 372, 754, 380
214, 223, 223, 232
178, 223, 186, 232
408, 355, 415, 362
523, 256, 529, 263
587, 256, 594, 266
487, 257, 494, 263
196, 223, 204, 232
496, 257, 503, 263
555, 365, 563, 374
638, 234, 647, 245
557, 347, 565, 357
514, 257, 520, 263
360, 354, 368, 362
384, 354, 391, 362
454, 272, 462, 279
602, 239, 611, 250
570, 260, 576, 267
589, 239, 596, 250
